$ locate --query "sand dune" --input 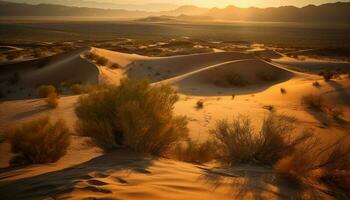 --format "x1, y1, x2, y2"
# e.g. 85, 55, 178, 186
161, 59, 294, 95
